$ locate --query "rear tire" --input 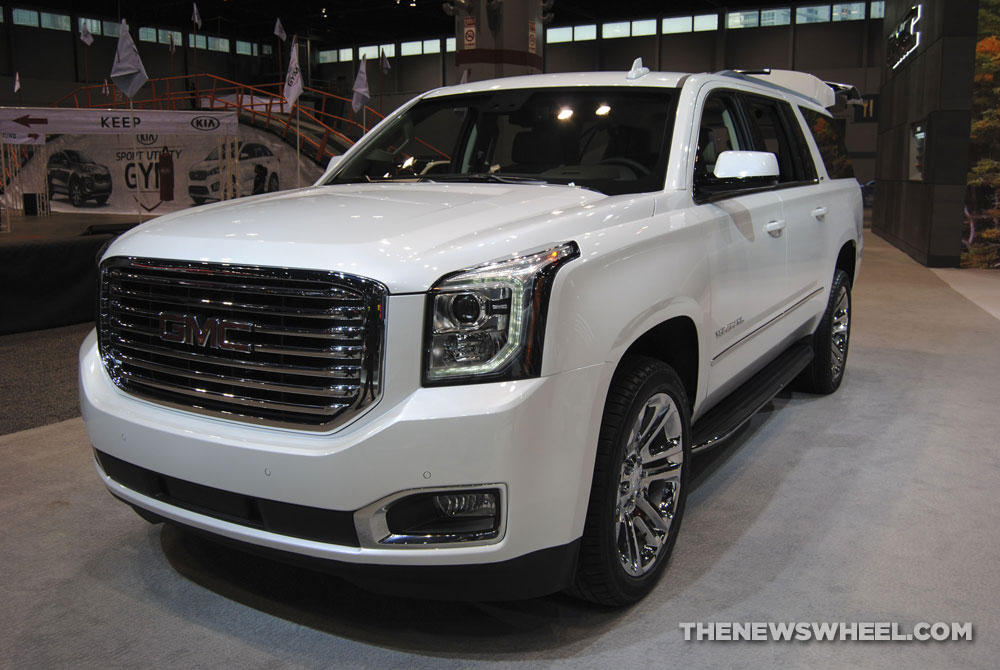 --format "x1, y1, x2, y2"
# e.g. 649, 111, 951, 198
798, 269, 852, 394
570, 356, 690, 606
